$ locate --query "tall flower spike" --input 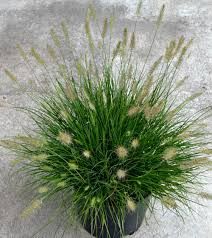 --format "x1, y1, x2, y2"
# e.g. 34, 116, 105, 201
130, 32, 135, 49
21, 199, 42, 218
127, 106, 140, 117
127, 198, 137, 212
101, 18, 108, 39
32, 154, 48, 161
156, 4, 165, 27
57, 131, 72, 145
116, 169, 127, 180
4, 69, 17, 82
136, 0, 142, 16
116, 146, 128, 159
199, 192, 212, 200
161, 196, 177, 209
31, 48, 45, 65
